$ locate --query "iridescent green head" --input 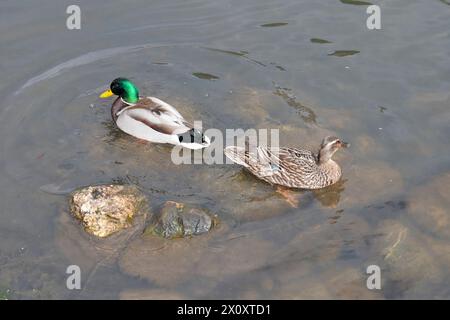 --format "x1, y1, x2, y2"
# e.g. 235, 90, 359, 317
99, 78, 139, 104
